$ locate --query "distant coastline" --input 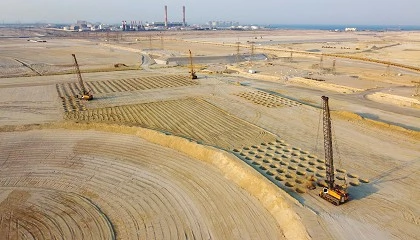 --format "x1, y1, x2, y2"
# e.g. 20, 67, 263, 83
1, 22, 420, 32
265, 24, 420, 31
